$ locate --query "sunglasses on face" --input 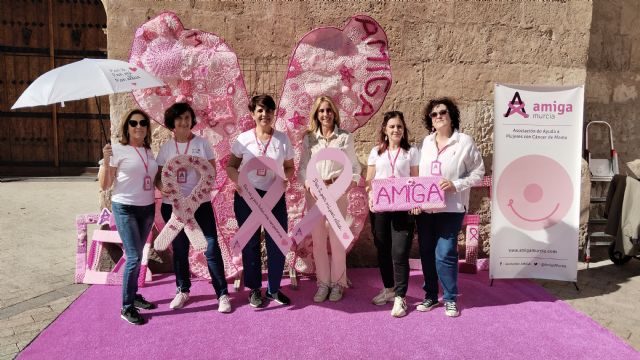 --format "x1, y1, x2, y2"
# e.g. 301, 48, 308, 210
429, 109, 449, 119
128, 119, 149, 127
